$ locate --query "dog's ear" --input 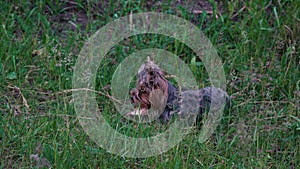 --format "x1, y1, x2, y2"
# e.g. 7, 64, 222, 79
149, 89, 168, 113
